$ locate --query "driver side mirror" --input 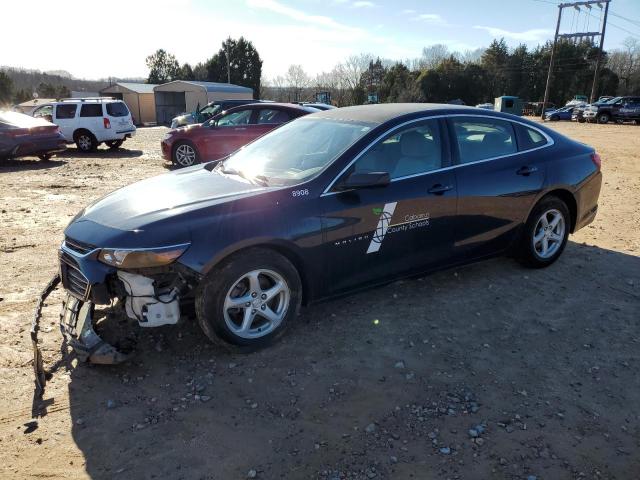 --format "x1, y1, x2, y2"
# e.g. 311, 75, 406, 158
335, 171, 390, 191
